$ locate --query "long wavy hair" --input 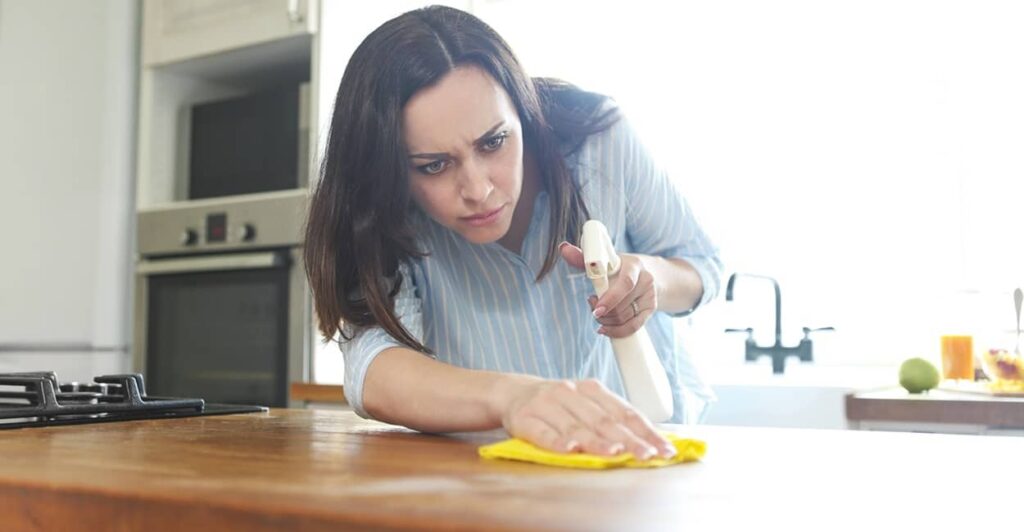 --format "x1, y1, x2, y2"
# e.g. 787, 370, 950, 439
305, 6, 619, 352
